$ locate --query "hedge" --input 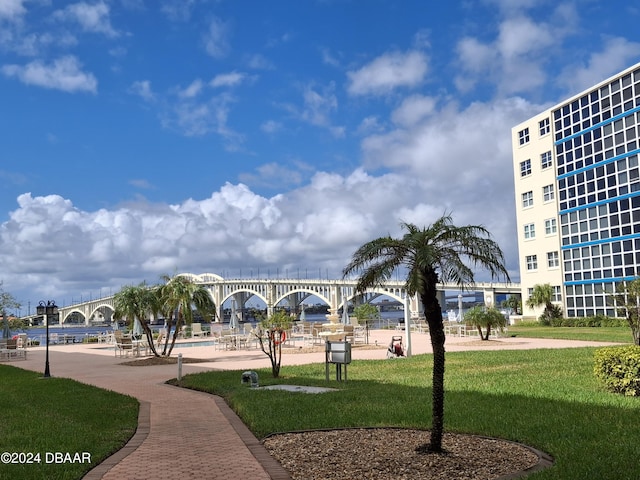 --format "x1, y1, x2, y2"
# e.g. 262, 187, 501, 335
594, 346, 640, 396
